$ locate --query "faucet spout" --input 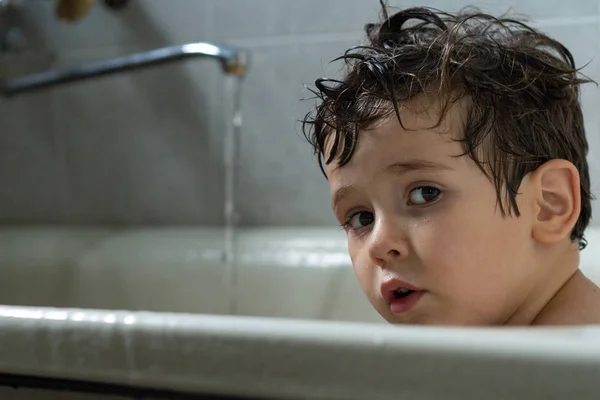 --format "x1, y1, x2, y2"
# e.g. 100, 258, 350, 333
0, 42, 248, 96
